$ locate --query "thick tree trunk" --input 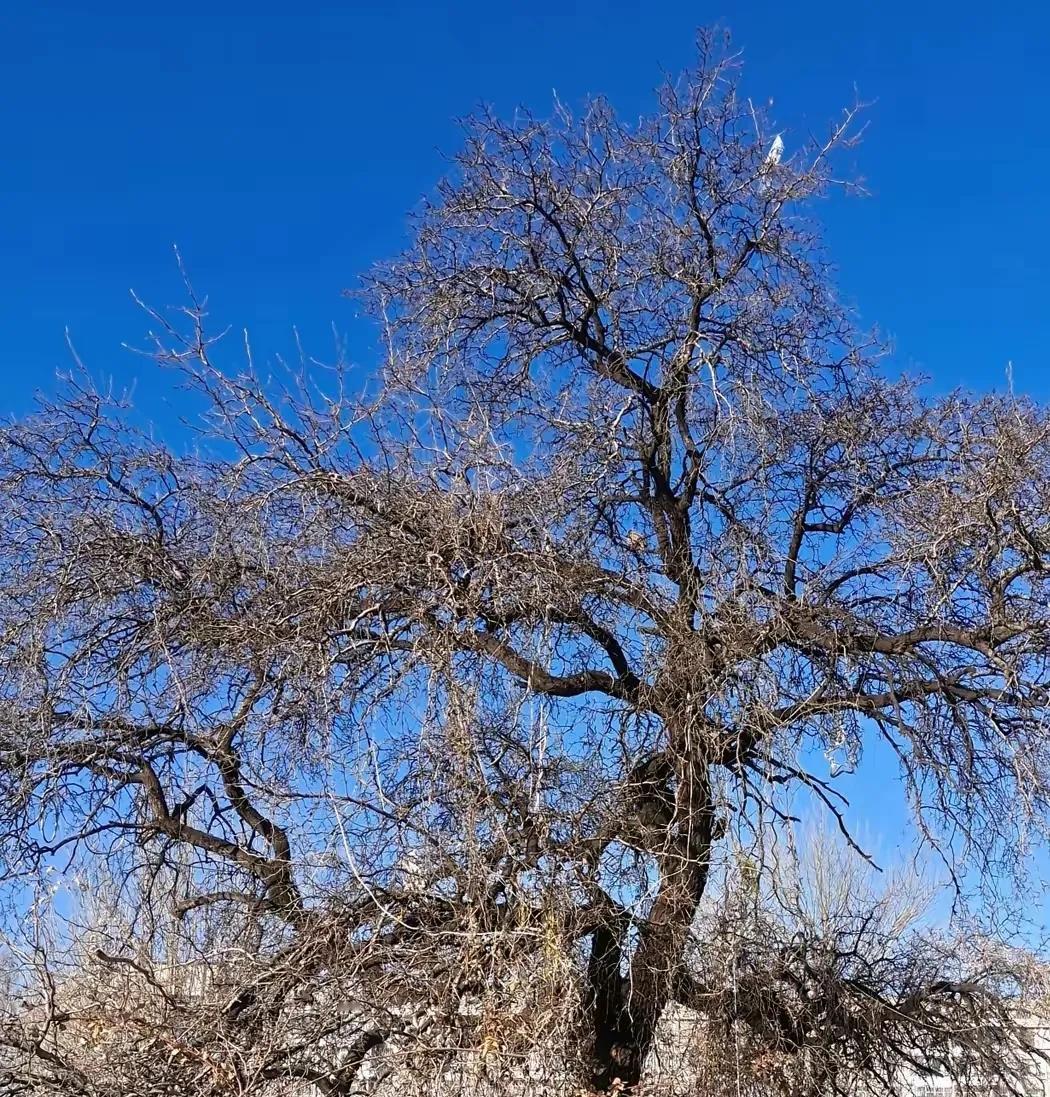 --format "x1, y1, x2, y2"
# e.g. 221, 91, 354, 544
589, 757, 715, 1093
588, 921, 636, 1091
